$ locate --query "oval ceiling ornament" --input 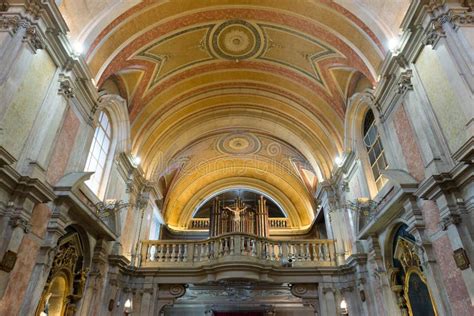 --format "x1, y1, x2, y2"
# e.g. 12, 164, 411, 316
208, 20, 265, 60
